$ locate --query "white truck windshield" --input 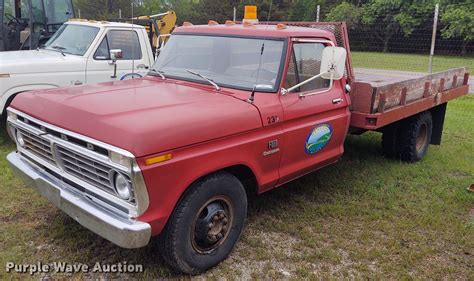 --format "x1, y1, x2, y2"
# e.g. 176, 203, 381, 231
43, 24, 99, 56
152, 34, 286, 92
